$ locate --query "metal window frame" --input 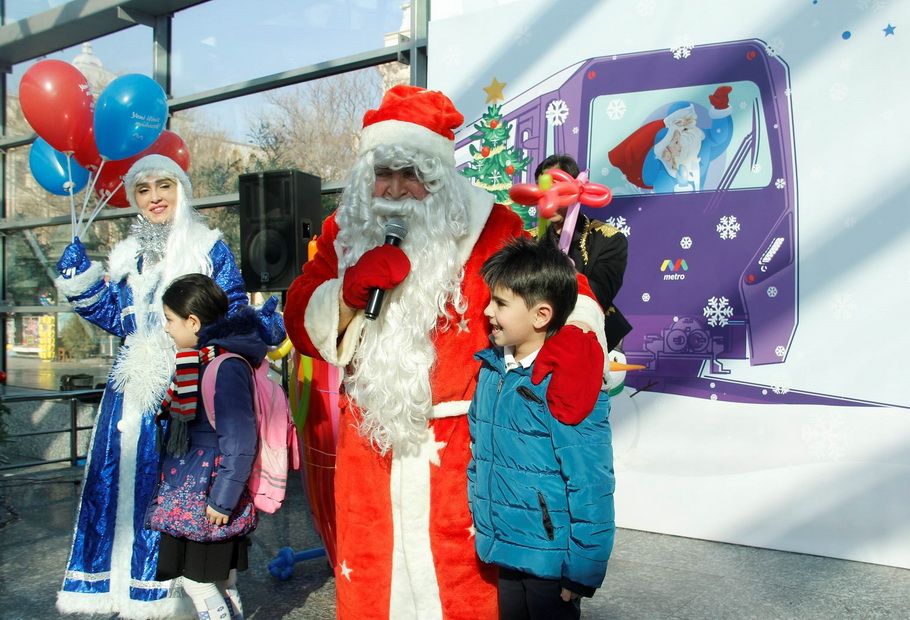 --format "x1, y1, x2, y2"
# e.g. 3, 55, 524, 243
0, 0, 429, 375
